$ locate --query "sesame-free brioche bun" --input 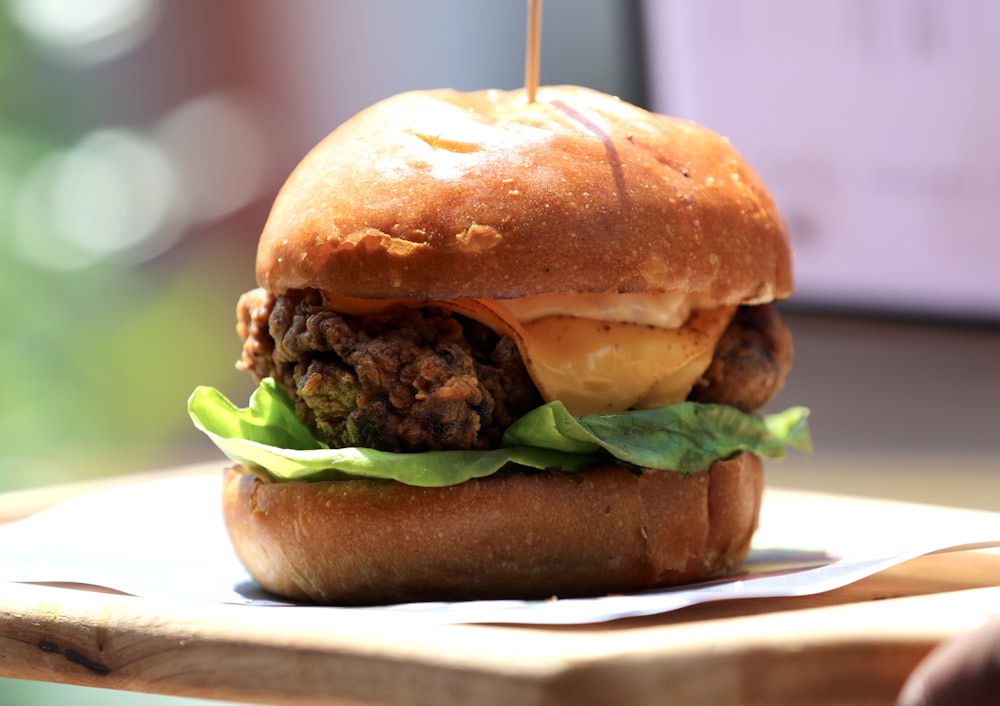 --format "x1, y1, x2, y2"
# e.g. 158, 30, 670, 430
256, 85, 791, 304
222, 453, 763, 605
220, 86, 796, 605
